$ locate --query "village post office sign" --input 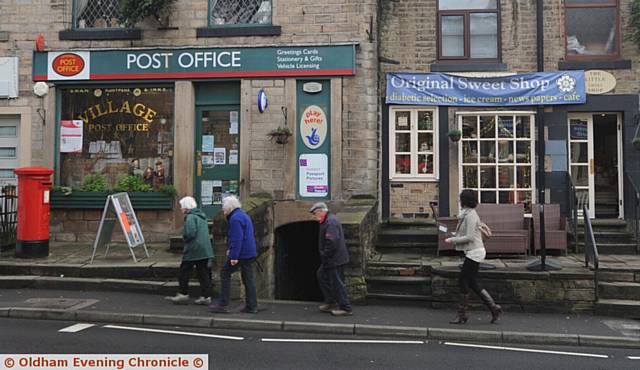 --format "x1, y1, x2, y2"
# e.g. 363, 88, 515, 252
33, 45, 356, 81
386, 71, 586, 106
